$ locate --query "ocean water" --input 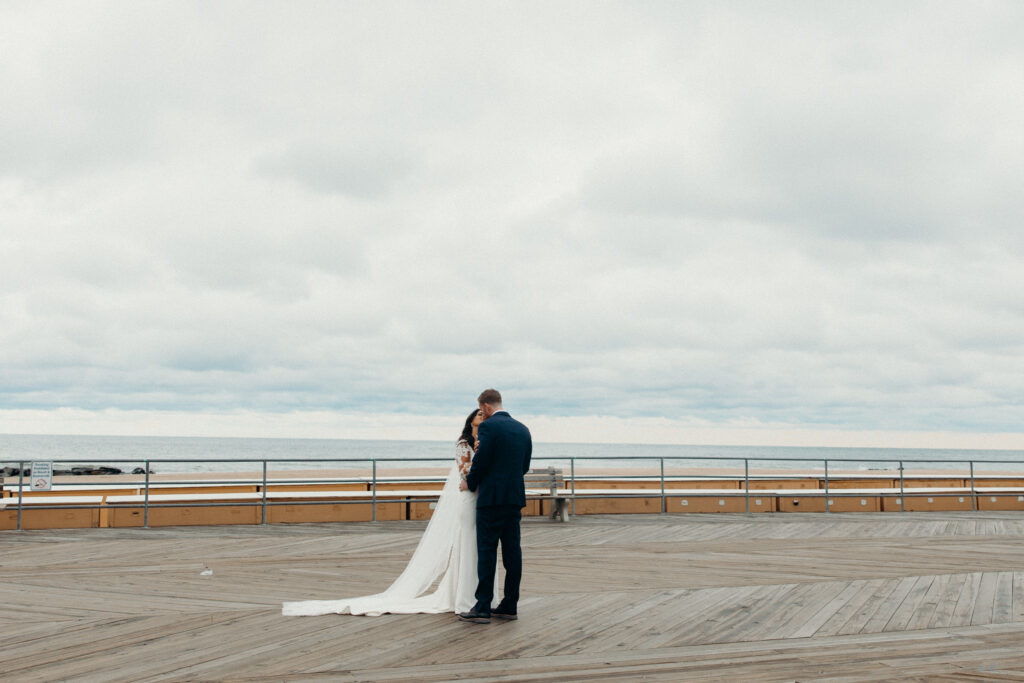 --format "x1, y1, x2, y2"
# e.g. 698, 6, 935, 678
2, 434, 1024, 476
